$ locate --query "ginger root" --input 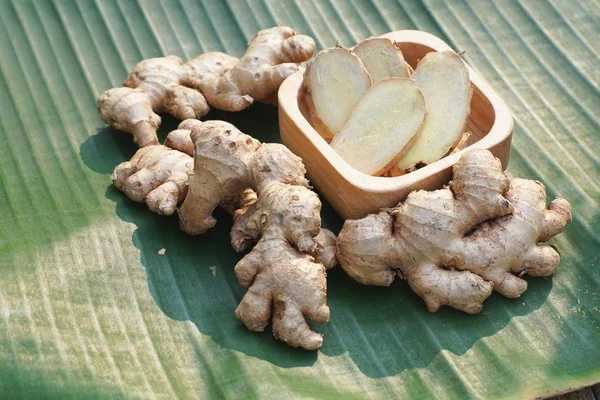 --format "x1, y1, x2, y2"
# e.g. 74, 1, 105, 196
337, 149, 572, 314
98, 26, 315, 146
112, 119, 248, 216
98, 53, 237, 146
112, 144, 193, 216
187, 27, 315, 112
232, 185, 330, 349
178, 120, 334, 349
